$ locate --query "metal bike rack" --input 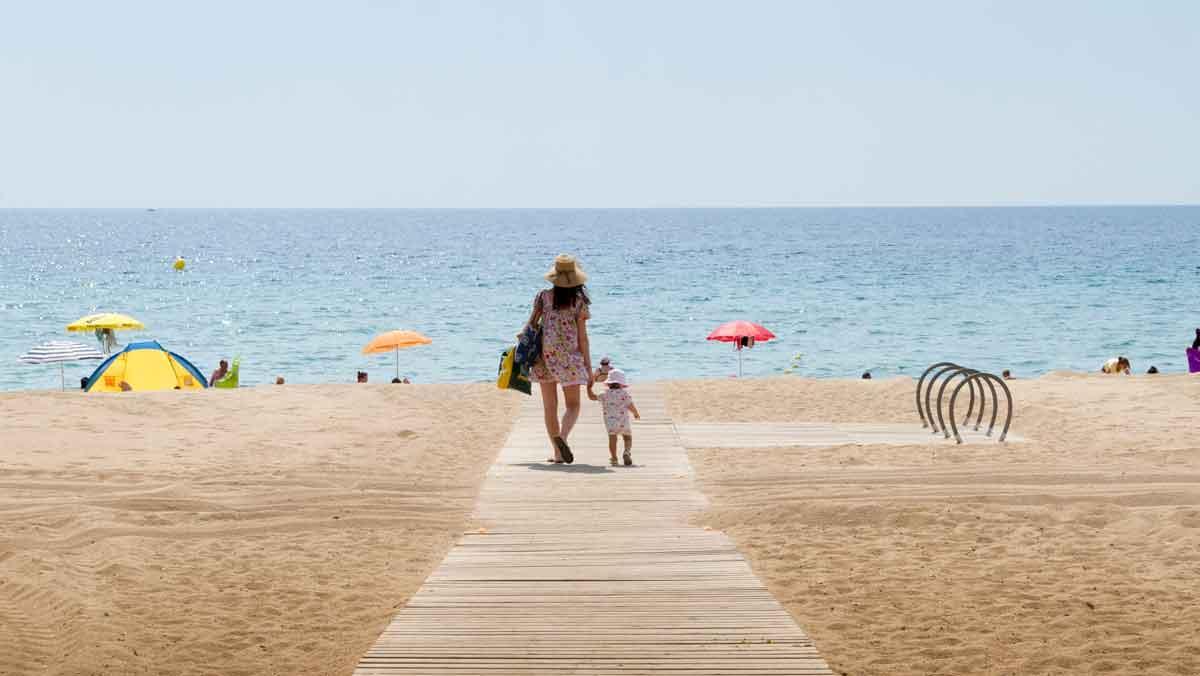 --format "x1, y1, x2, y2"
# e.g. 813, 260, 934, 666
934, 365, 980, 438
922, 363, 981, 435
915, 361, 958, 428
916, 361, 1012, 443
948, 372, 1013, 443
